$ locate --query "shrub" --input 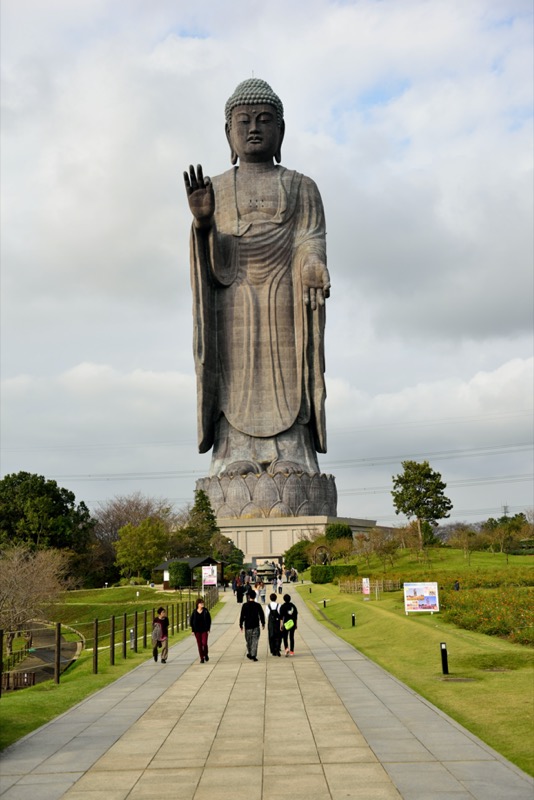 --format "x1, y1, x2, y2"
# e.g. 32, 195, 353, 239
311, 565, 358, 584
169, 561, 191, 589
440, 586, 534, 646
